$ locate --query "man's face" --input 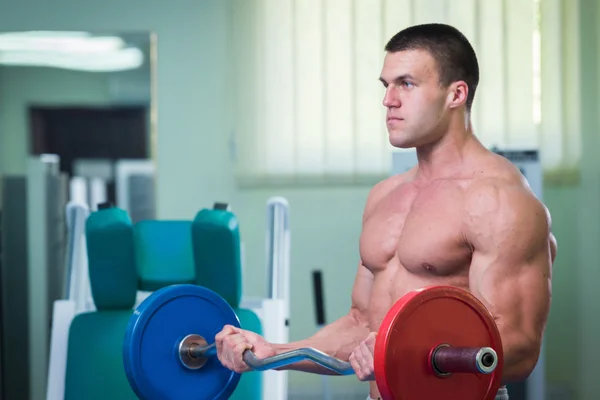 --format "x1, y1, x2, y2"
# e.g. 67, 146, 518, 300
379, 49, 450, 148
